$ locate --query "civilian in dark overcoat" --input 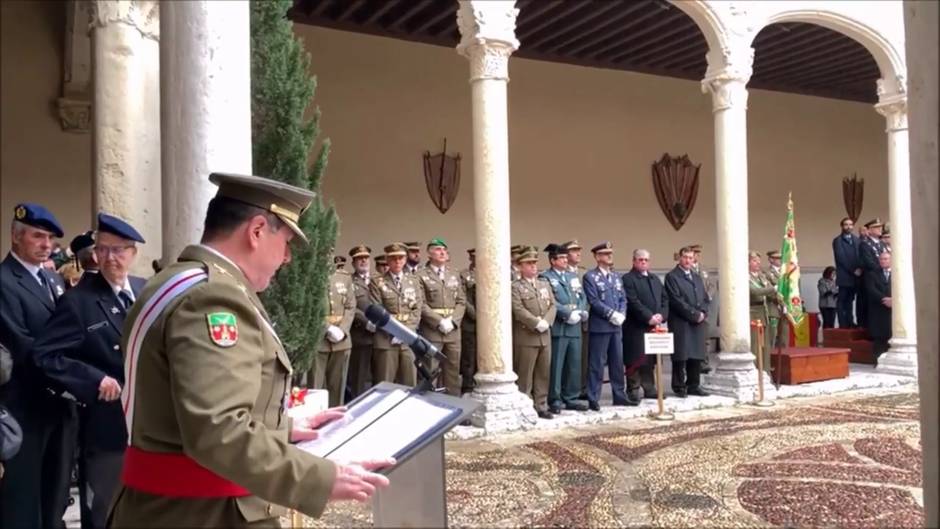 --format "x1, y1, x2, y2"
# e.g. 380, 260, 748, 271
664, 247, 710, 397
621, 249, 668, 400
